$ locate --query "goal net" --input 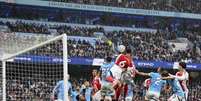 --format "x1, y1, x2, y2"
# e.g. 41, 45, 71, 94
0, 34, 68, 101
